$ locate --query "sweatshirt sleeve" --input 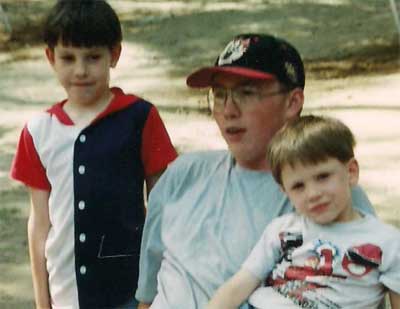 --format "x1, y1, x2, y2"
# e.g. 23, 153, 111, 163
135, 162, 177, 303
